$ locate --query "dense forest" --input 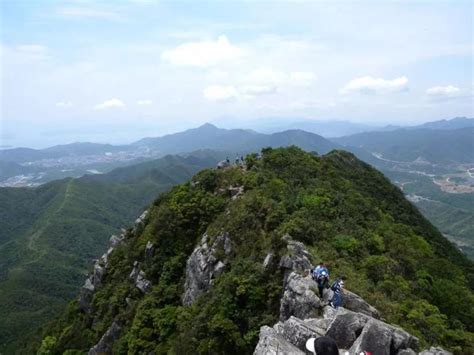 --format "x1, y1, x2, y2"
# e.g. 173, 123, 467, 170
29, 147, 473, 354
0, 153, 222, 353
